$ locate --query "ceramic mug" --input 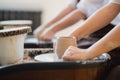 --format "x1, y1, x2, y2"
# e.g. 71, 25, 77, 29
54, 36, 77, 59
0, 27, 31, 66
